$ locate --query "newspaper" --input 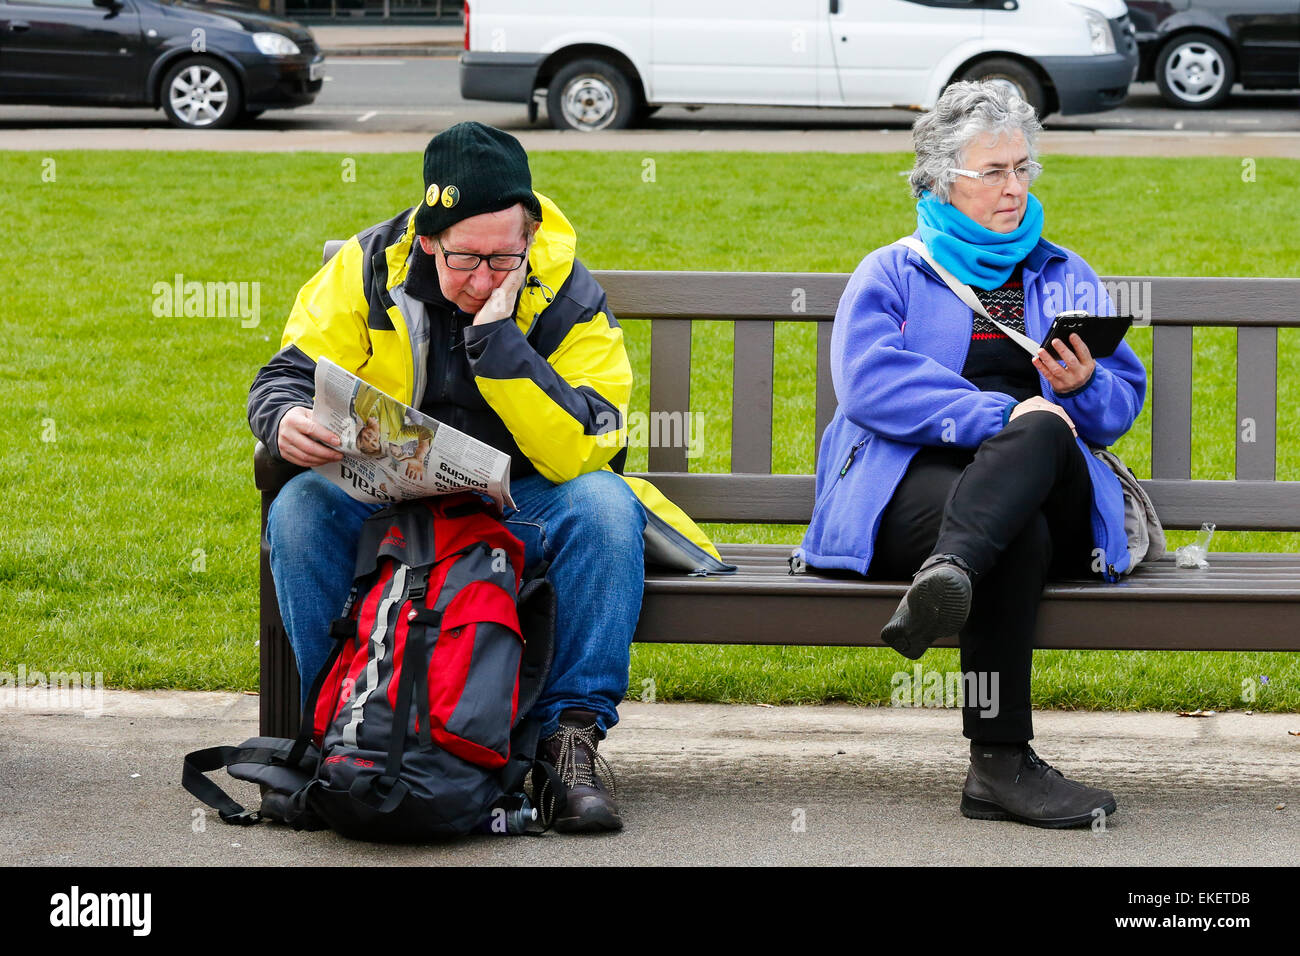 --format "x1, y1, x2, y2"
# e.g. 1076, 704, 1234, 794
311, 357, 514, 511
